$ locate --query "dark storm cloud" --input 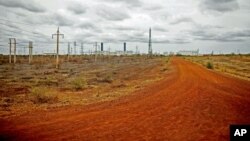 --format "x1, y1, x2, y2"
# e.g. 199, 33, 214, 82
170, 17, 194, 25
67, 1, 87, 15
0, 0, 46, 13
96, 6, 130, 21
200, 0, 239, 13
